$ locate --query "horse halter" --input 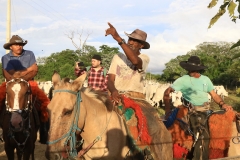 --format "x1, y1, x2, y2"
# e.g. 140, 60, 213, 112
5, 78, 32, 112
5, 78, 32, 151
47, 89, 82, 158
